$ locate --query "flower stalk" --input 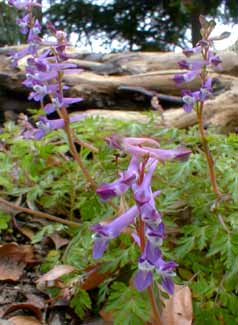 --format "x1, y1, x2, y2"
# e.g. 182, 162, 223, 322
137, 214, 162, 325
8, 0, 97, 190
196, 101, 221, 198
174, 15, 230, 199
92, 135, 191, 320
